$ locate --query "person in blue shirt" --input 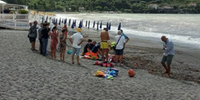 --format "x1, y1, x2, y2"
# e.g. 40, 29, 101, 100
161, 36, 174, 77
